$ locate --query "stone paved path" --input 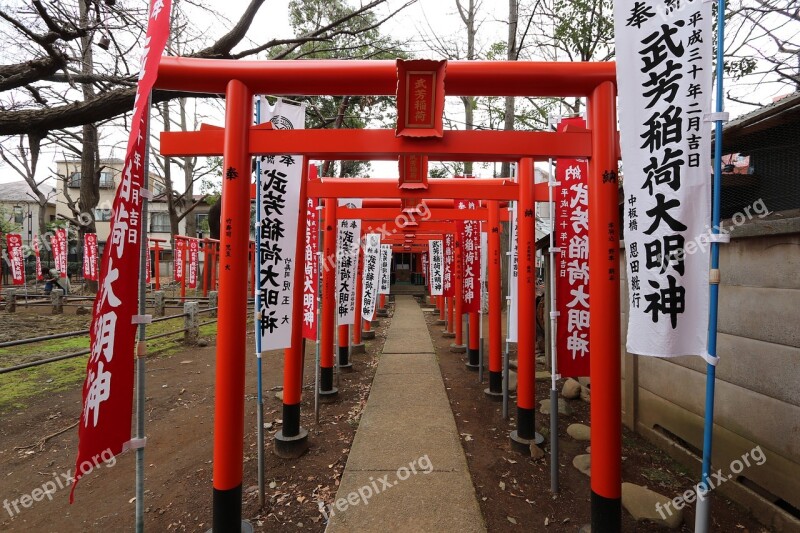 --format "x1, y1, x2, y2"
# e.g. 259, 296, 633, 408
326, 295, 485, 532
